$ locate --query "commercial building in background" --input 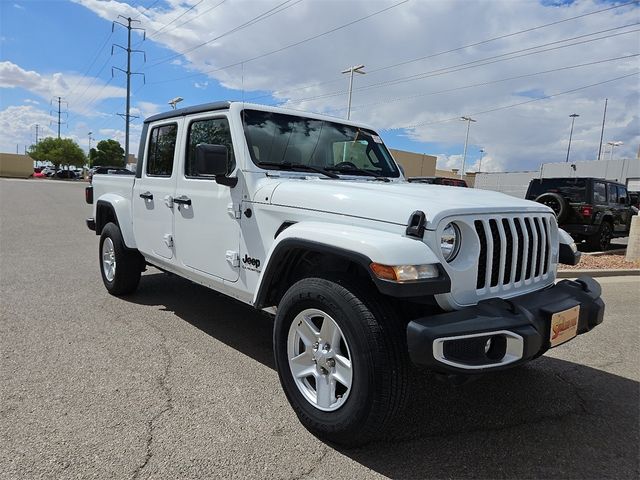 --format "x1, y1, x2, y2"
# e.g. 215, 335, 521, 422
0, 153, 33, 178
390, 149, 476, 186
475, 157, 640, 198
